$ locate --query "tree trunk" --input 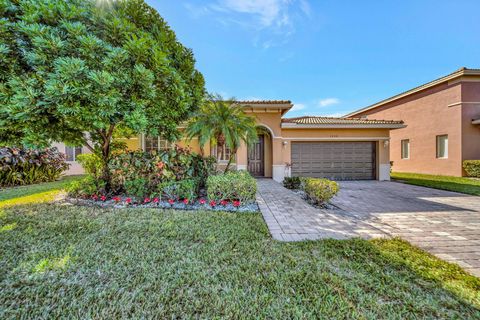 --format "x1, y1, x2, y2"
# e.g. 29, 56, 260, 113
100, 140, 111, 193
199, 145, 208, 169
217, 134, 225, 161
224, 147, 237, 173
99, 125, 115, 193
